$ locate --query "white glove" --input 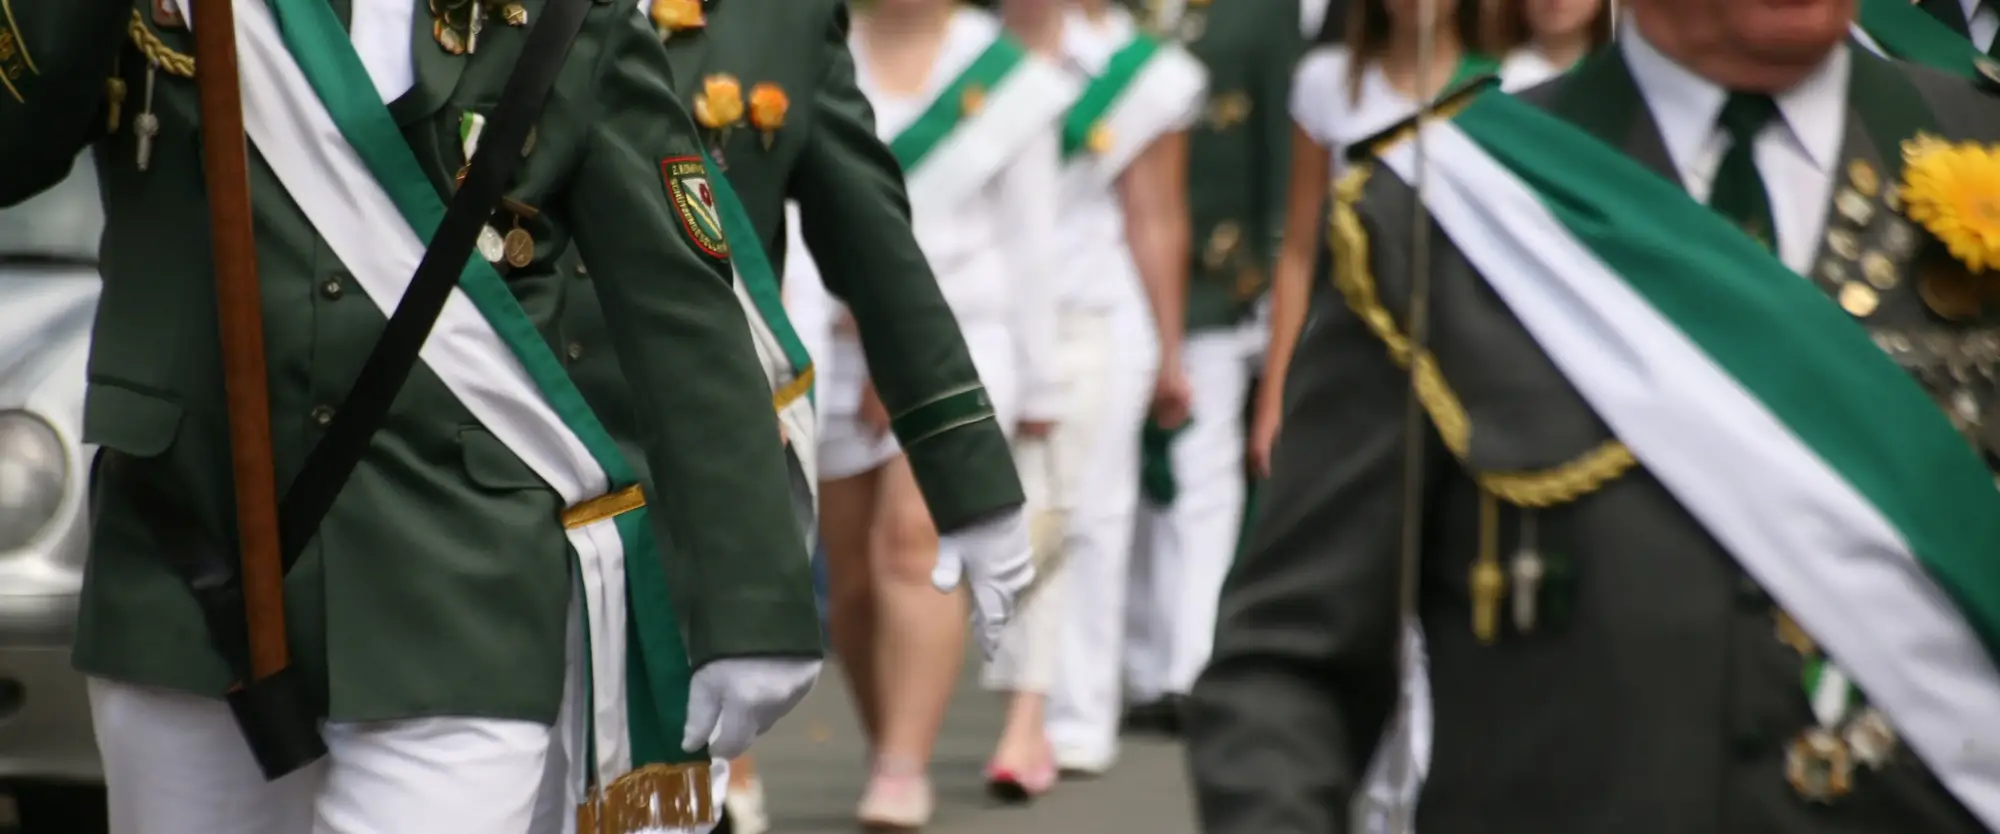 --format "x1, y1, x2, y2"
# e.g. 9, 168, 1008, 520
933, 508, 1037, 658
680, 658, 822, 760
